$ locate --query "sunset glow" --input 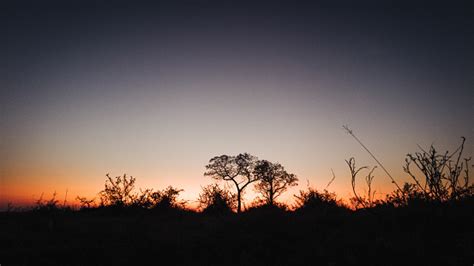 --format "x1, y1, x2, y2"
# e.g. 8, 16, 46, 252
1, 1, 472, 210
